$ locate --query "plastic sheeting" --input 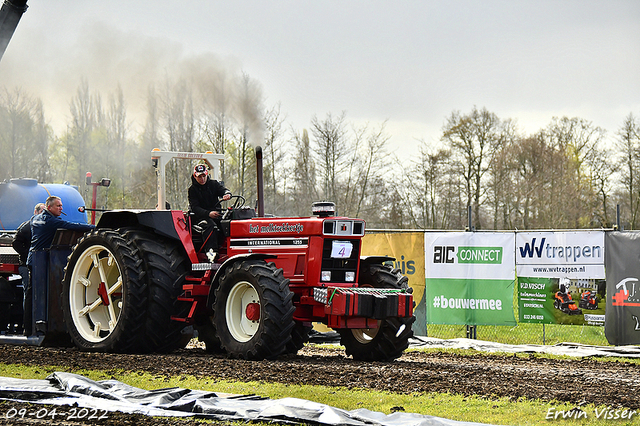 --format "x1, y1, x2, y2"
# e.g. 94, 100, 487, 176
309, 331, 640, 358
0, 372, 489, 426
410, 336, 640, 358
